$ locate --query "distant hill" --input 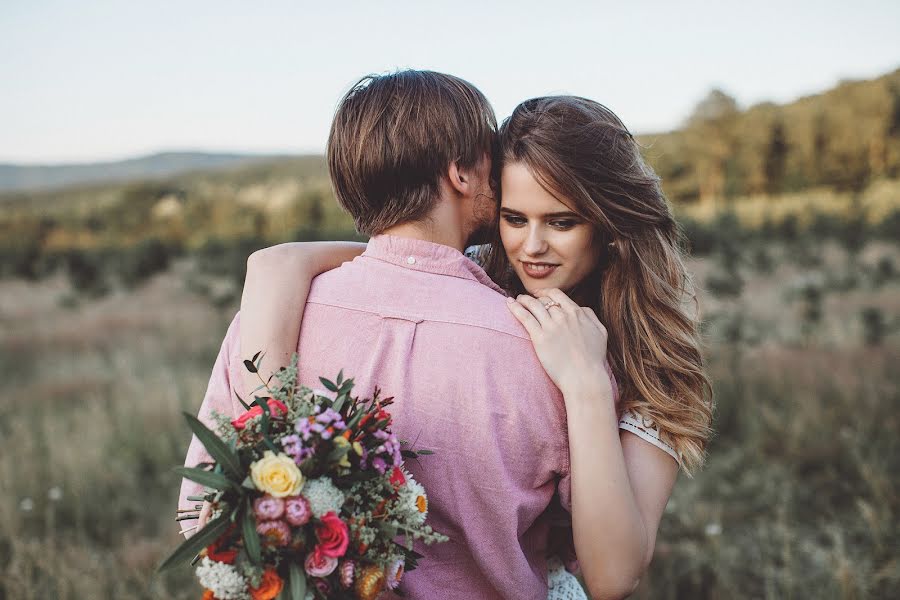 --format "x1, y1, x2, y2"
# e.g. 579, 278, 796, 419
0, 151, 294, 193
